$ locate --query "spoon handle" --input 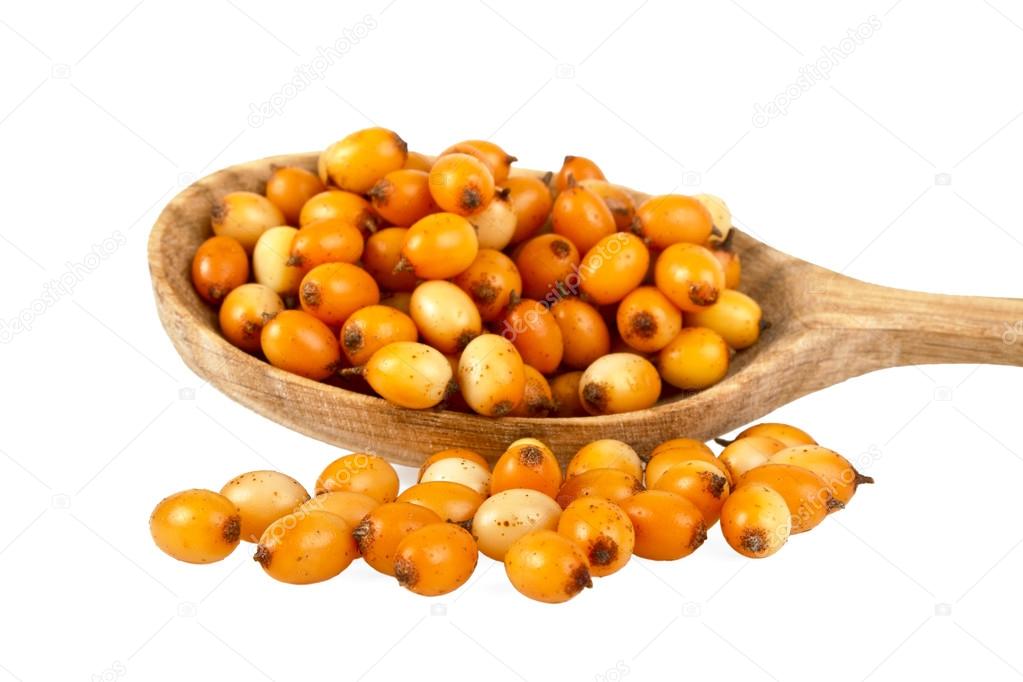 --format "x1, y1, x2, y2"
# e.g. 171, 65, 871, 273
811, 274, 1023, 368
